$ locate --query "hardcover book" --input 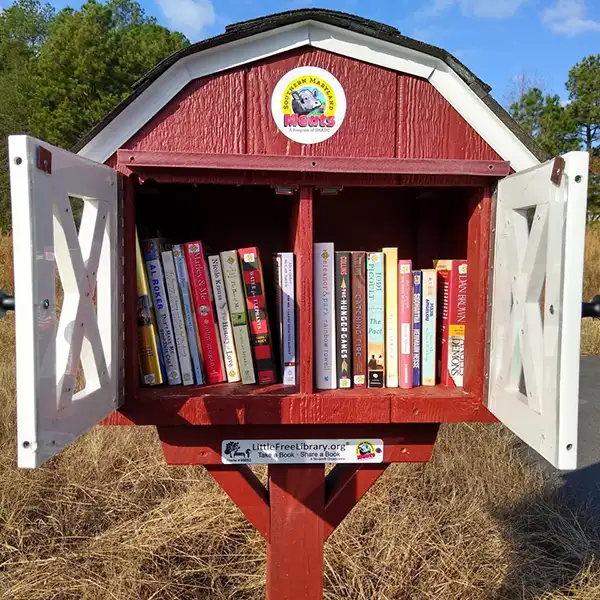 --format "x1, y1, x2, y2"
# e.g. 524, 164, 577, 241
162, 250, 195, 385
173, 245, 205, 385
208, 255, 241, 383
383, 248, 399, 388
185, 241, 226, 384
398, 259, 413, 389
135, 231, 163, 386
141, 237, 181, 386
421, 269, 437, 386
412, 270, 422, 387
314, 243, 337, 389
437, 261, 468, 387
220, 250, 256, 385
351, 252, 367, 388
274, 252, 296, 386
335, 252, 352, 389
238, 247, 277, 385
367, 252, 385, 388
